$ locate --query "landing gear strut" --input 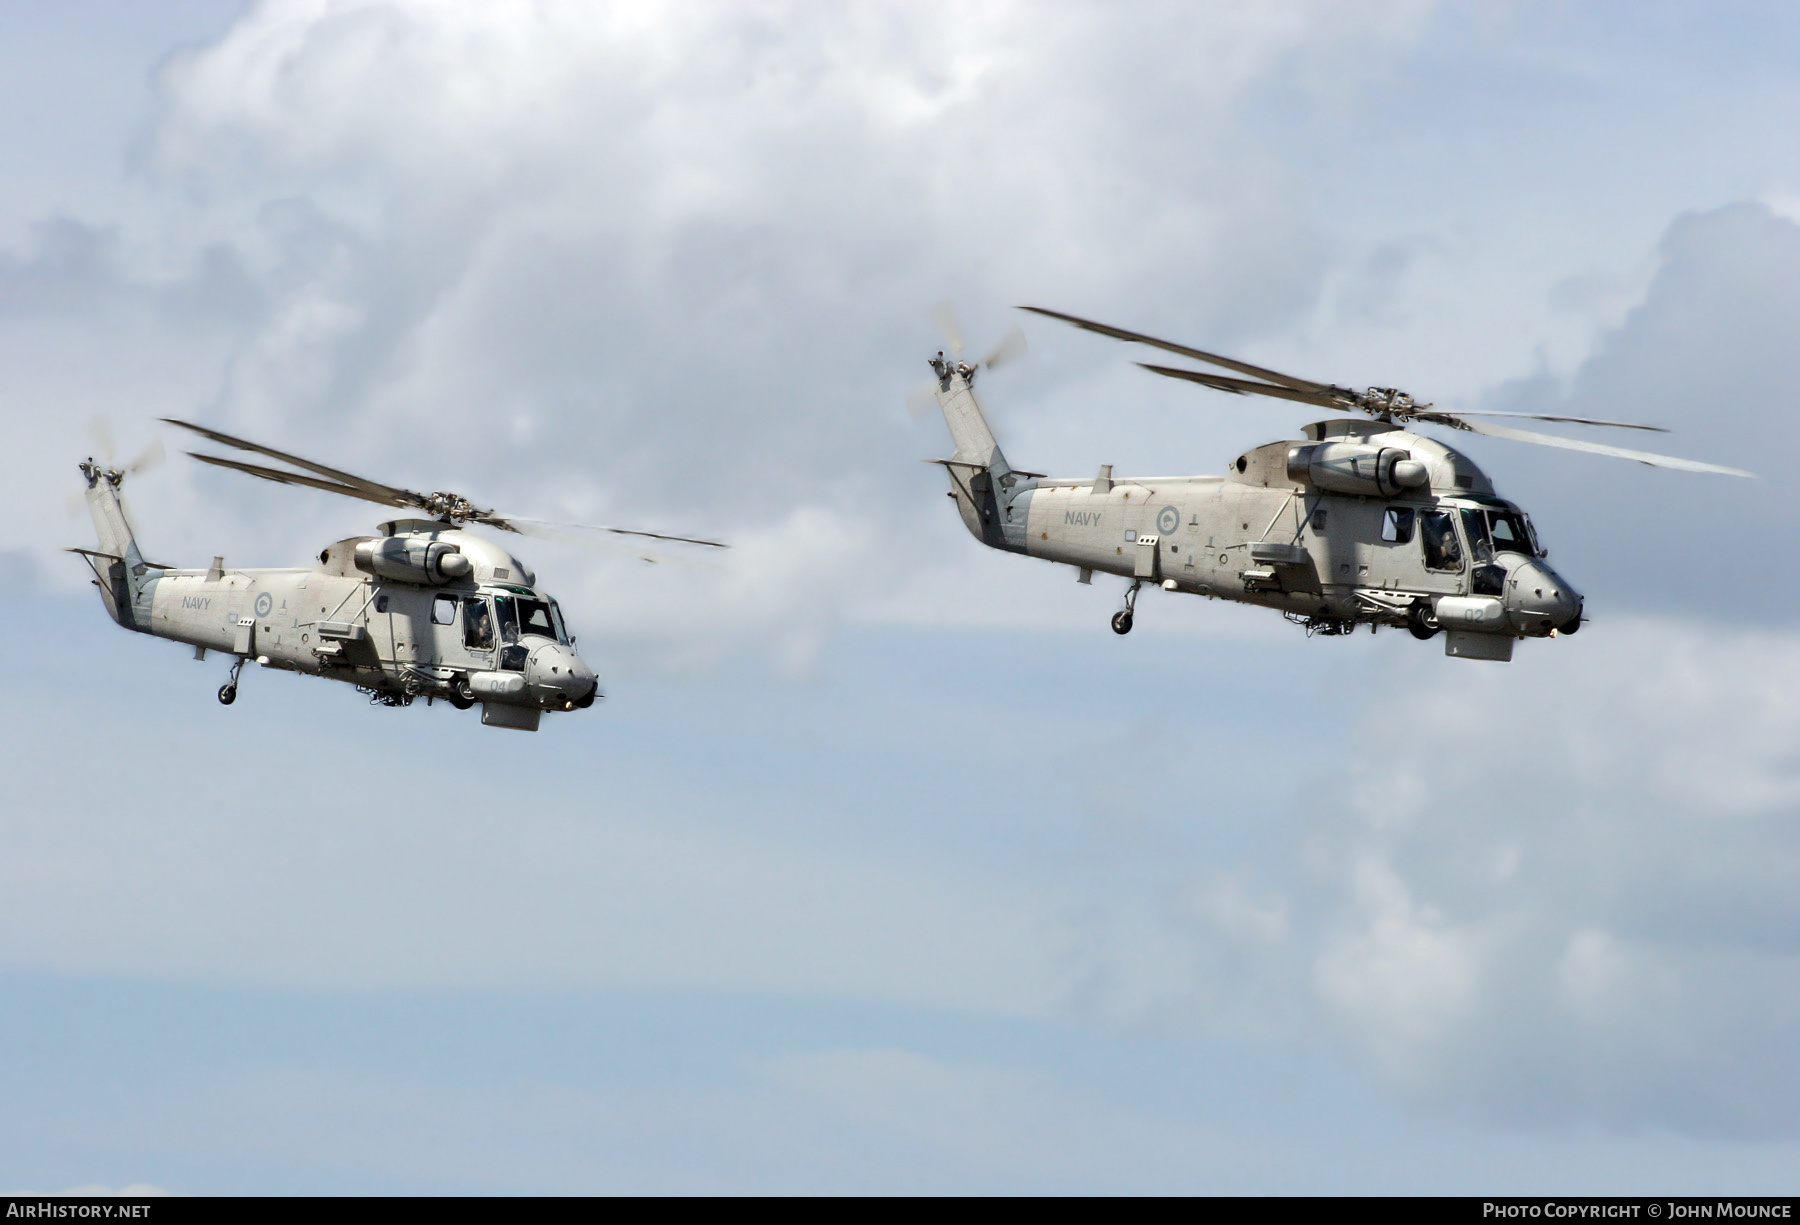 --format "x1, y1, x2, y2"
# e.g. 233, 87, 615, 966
218, 657, 244, 705
1112, 580, 1142, 635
